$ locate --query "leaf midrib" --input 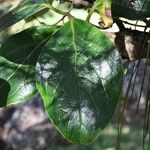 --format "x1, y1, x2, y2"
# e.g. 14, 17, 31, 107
70, 19, 84, 136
